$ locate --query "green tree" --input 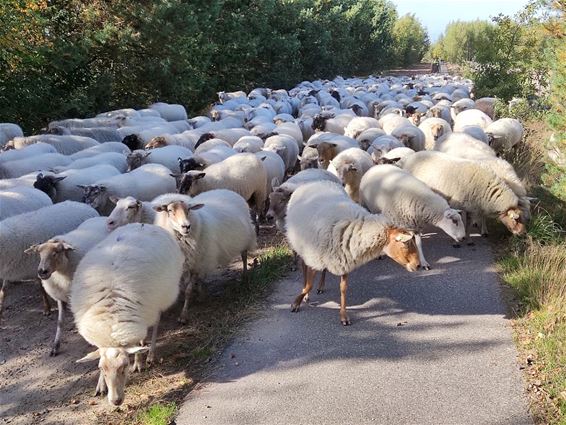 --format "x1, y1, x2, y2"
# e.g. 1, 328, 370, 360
391, 13, 429, 66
